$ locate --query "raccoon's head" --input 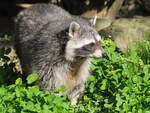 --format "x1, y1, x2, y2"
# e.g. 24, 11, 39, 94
65, 21, 107, 61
